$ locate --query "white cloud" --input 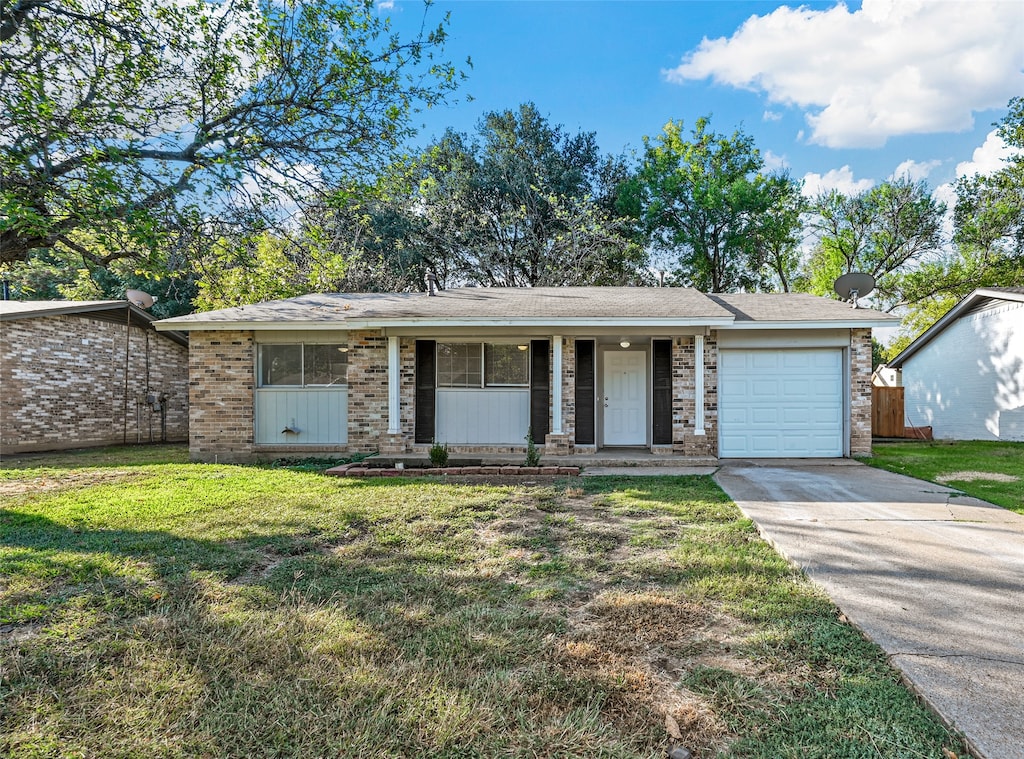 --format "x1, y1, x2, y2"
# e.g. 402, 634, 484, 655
762, 149, 787, 171
664, 0, 1024, 148
762, 110, 783, 122
801, 165, 875, 197
376, 0, 395, 10
890, 158, 942, 182
955, 129, 1015, 178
